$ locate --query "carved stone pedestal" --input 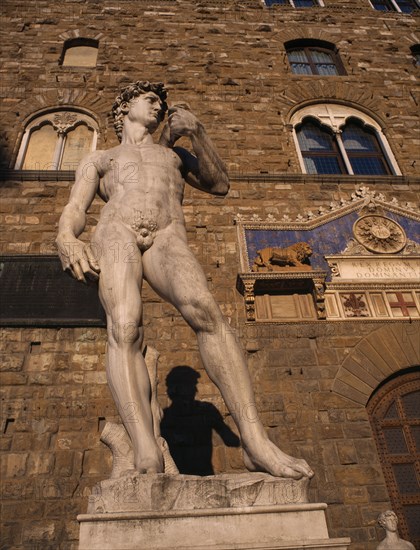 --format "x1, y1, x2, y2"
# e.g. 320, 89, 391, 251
78, 473, 350, 550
